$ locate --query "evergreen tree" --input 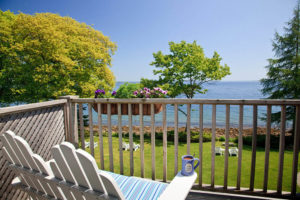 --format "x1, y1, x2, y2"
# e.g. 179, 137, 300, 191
260, 2, 300, 129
